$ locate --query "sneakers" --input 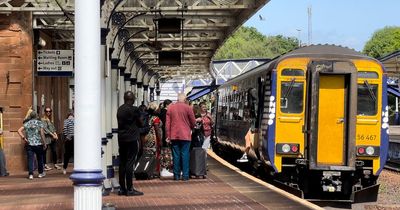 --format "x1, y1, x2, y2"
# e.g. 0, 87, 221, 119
63, 169, 67, 175
28, 175, 34, 180
38, 173, 46, 178
237, 153, 249, 163
54, 164, 62, 170
160, 168, 174, 177
44, 164, 52, 171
